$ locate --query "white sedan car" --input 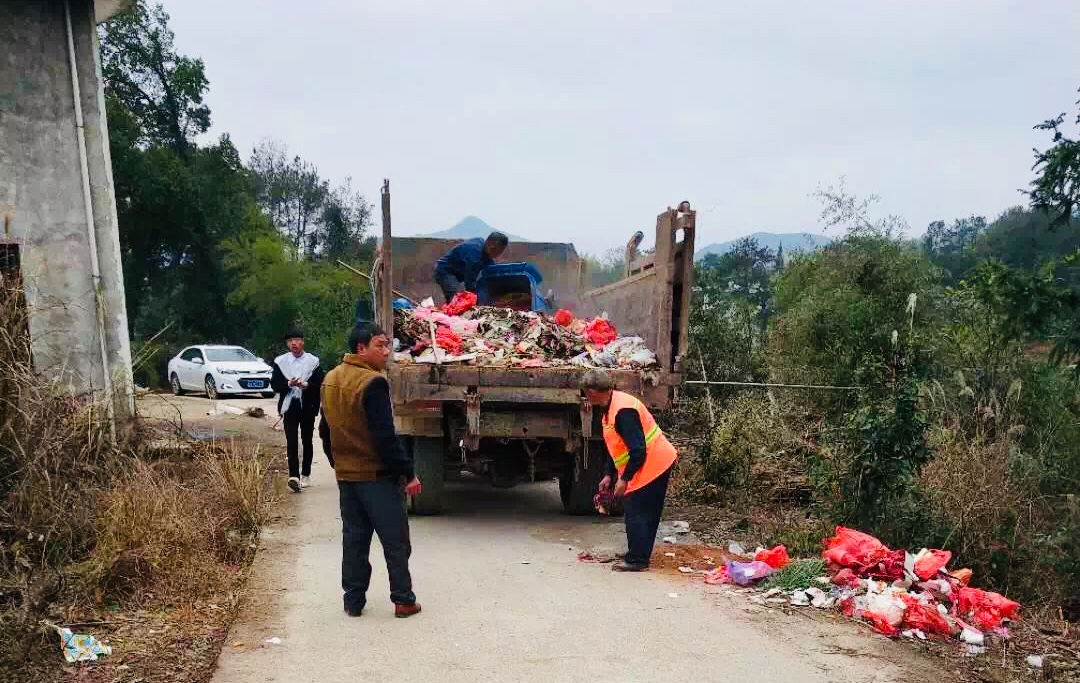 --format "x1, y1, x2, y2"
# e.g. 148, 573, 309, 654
167, 345, 275, 399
